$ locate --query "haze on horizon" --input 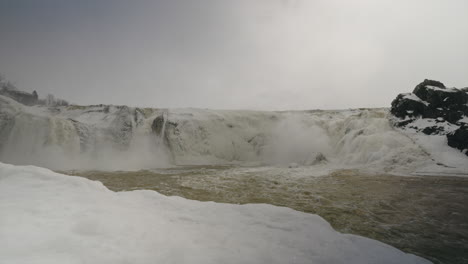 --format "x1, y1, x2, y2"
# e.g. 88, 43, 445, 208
0, 0, 467, 110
